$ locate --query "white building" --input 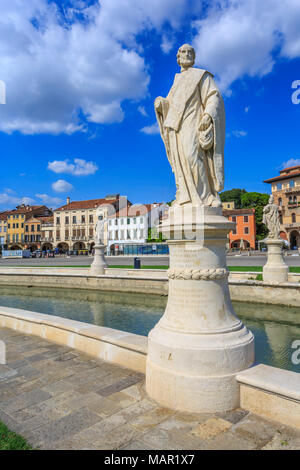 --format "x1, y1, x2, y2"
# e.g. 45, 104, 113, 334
107, 203, 168, 254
